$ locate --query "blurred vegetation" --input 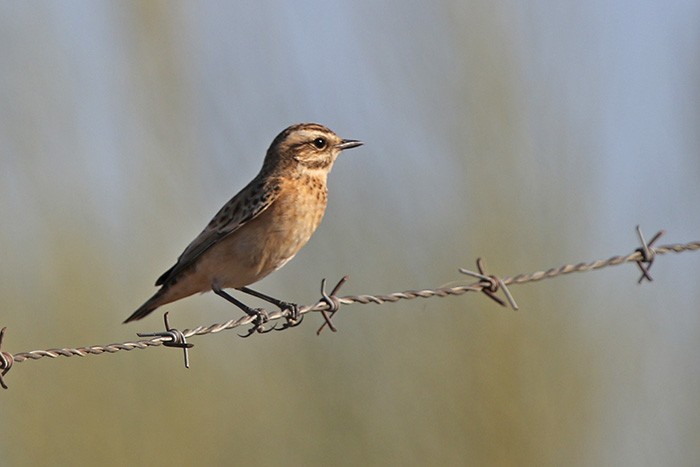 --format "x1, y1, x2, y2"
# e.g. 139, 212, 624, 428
1, 1, 699, 466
